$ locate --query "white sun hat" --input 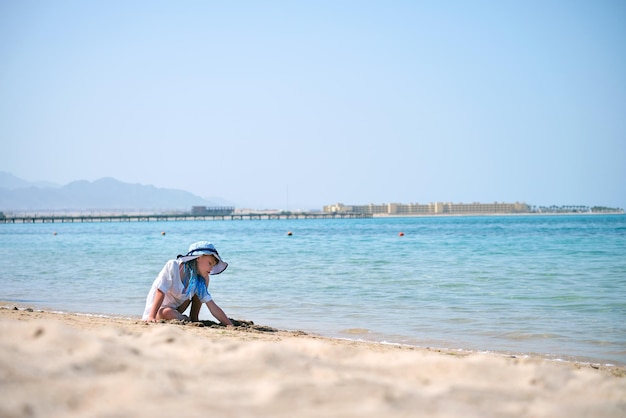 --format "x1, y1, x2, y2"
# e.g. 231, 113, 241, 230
177, 241, 228, 275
